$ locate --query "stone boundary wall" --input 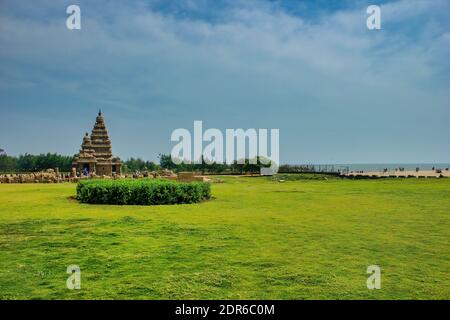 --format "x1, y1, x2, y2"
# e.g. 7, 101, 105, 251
0, 169, 211, 183
0, 169, 67, 184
